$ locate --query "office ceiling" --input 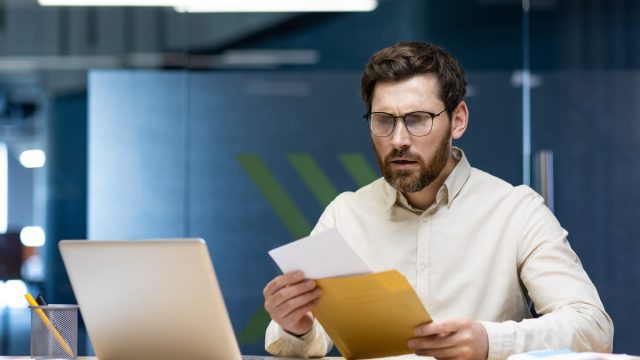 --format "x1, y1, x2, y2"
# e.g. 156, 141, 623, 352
0, 0, 301, 148
0, 0, 555, 149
